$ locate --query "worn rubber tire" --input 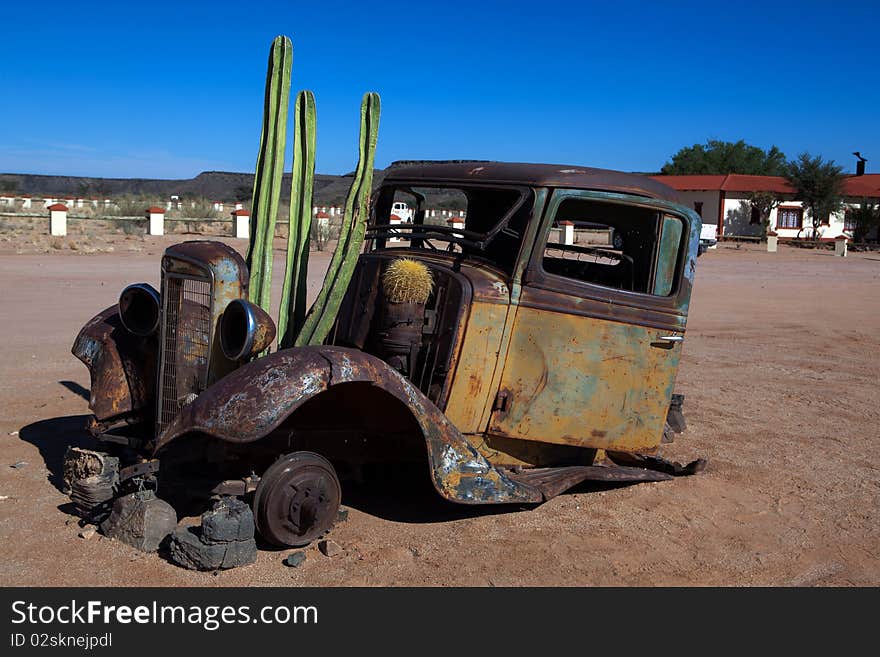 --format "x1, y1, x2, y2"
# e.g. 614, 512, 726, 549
253, 451, 341, 548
